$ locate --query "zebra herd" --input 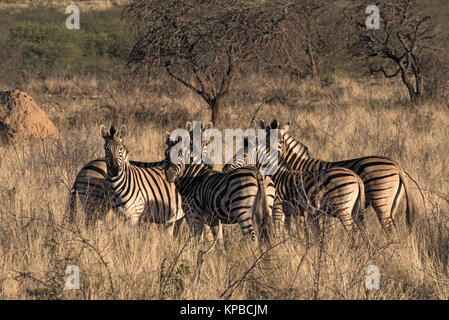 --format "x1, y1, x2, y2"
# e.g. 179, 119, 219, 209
67, 119, 415, 243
